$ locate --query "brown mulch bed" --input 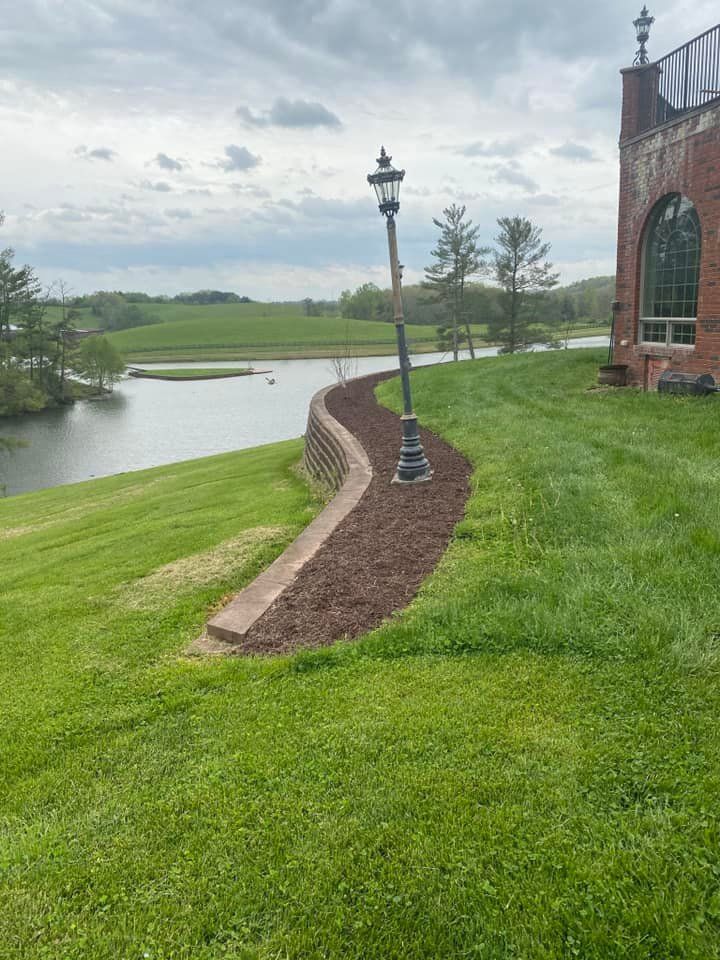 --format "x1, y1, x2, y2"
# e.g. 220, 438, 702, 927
236, 370, 472, 655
